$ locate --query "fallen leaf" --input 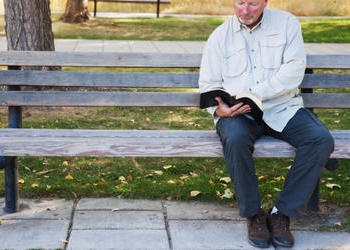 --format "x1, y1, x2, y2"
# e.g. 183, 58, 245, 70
163, 165, 173, 170
190, 190, 201, 197
18, 179, 25, 184
274, 188, 281, 192
62, 161, 69, 166
112, 208, 120, 212
153, 170, 163, 175
61, 239, 69, 244
220, 188, 234, 199
258, 175, 267, 180
326, 183, 341, 189
167, 180, 176, 184
31, 183, 39, 188
334, 222, 342, 227
220, 177, 231, 183
65, 174, 74, 180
